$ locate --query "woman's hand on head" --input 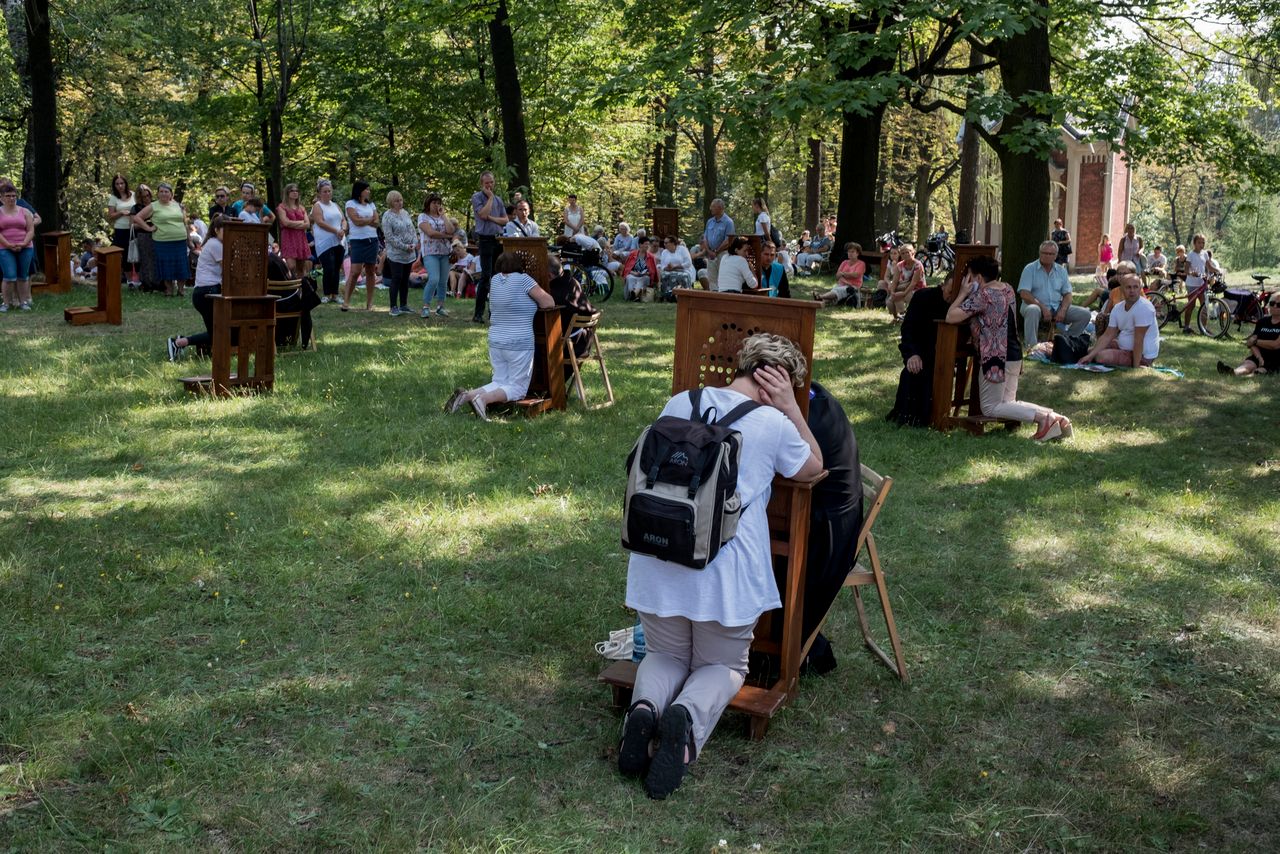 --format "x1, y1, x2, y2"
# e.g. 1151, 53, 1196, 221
753, 365, 797, 413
